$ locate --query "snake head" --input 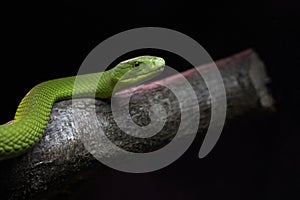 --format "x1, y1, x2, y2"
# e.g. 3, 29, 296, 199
111, 55, 165, 89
